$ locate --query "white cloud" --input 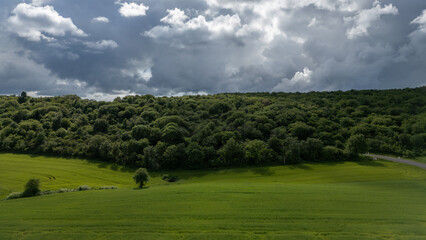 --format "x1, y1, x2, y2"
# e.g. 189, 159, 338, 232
145, 8, 241, 40
118, 2, 149, 17
205, 0, 369, 14
160, 8, 188, 25
121, 59, 153, 82
92, 16, 110, 23
83, 90, 136, 101
84, 40, 118, 50
411, 9, 426, 32
165, 91, 208, 97
346, 1, 398, 39
272, 68, 313, 92
7, 3, 87, 41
